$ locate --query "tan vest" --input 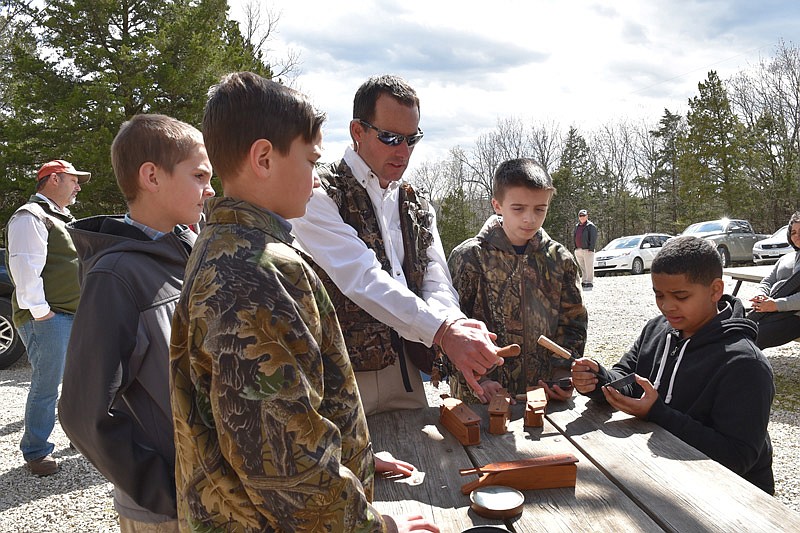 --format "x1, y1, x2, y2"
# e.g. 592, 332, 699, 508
6, 196, 80, 327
